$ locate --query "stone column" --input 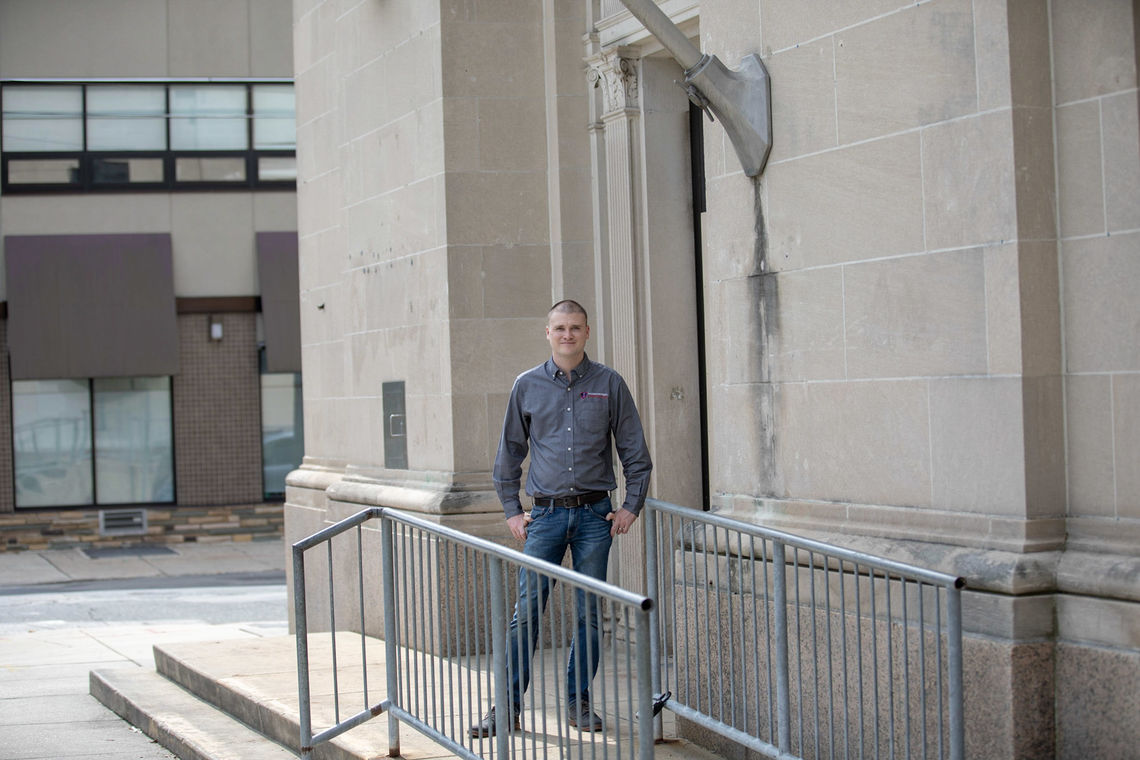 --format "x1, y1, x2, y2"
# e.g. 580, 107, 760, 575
587, 48, 649, 593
